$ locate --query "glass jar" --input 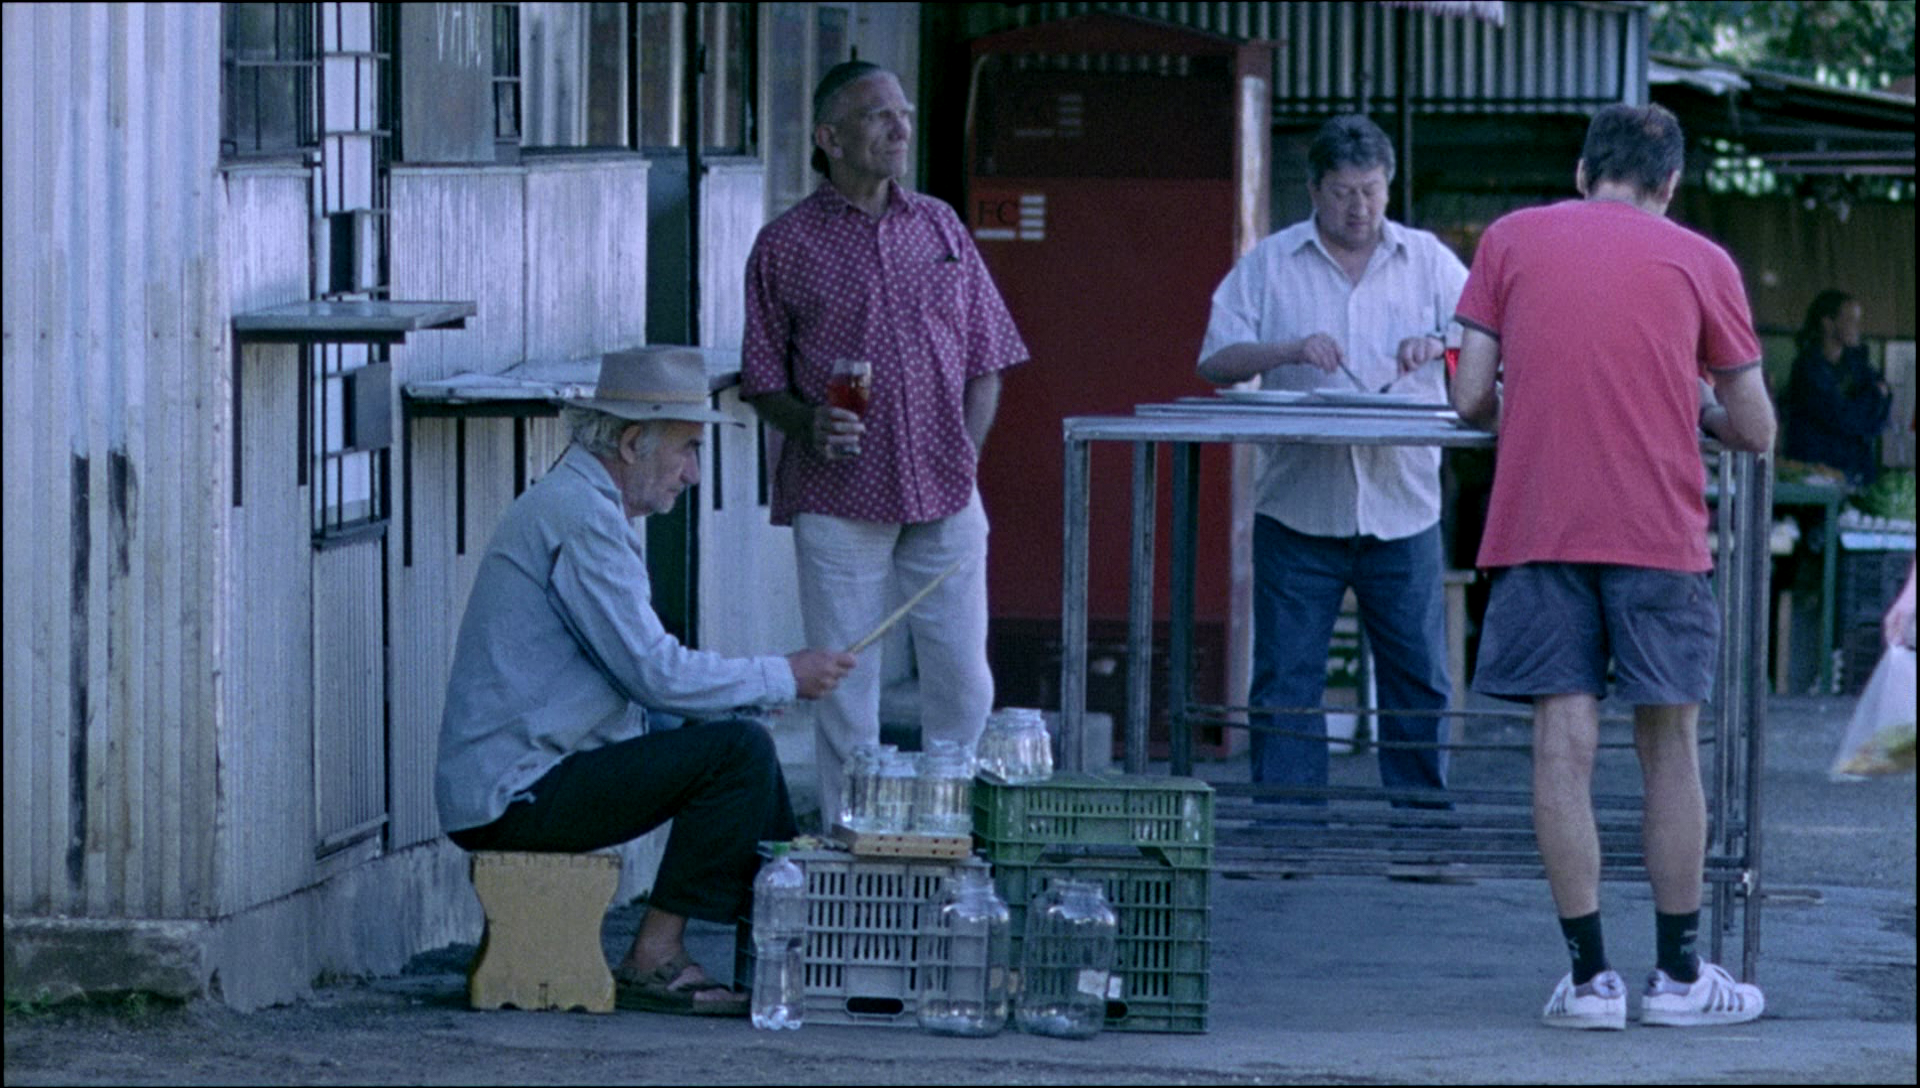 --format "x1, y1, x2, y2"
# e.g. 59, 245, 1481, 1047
839, 743, 889, 832
1014, 879, 1116, 1039
870, 747, 916, 833
912, 739, 974, 836
978, 708, 1054, 784
916, 867, 1011, 1036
